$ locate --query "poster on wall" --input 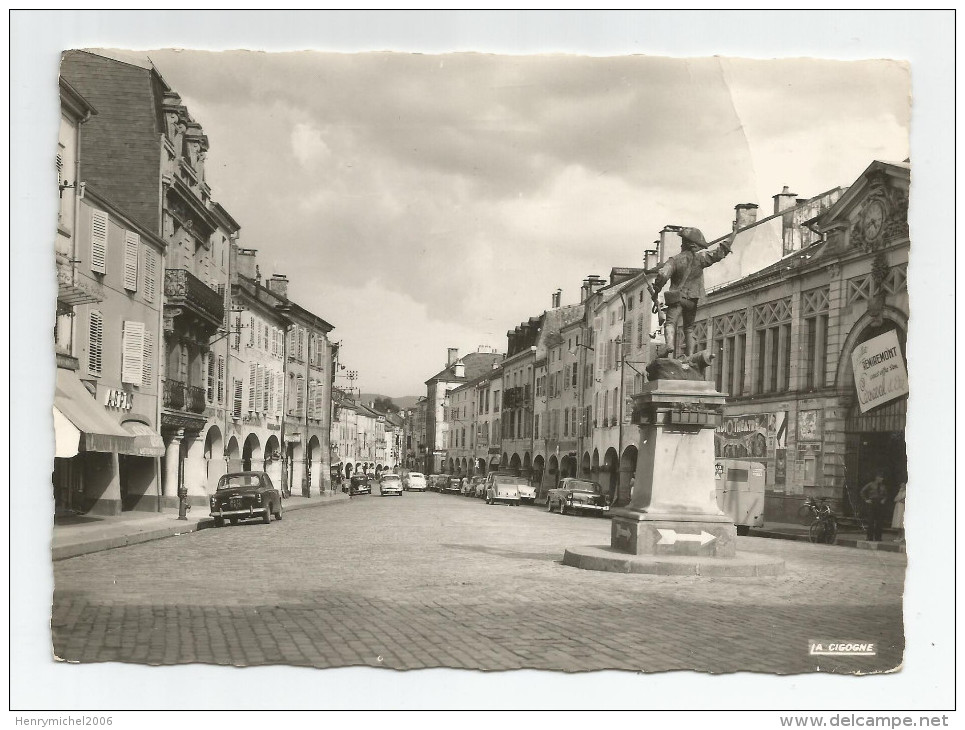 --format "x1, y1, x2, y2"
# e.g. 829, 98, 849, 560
850, 329, 909, 413
797, 409, 821, 441
714, 411, 787, 460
